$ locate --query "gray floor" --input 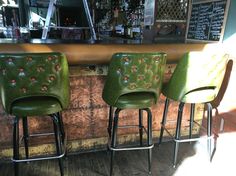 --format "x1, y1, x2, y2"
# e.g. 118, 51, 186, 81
1, 132, 236, 176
